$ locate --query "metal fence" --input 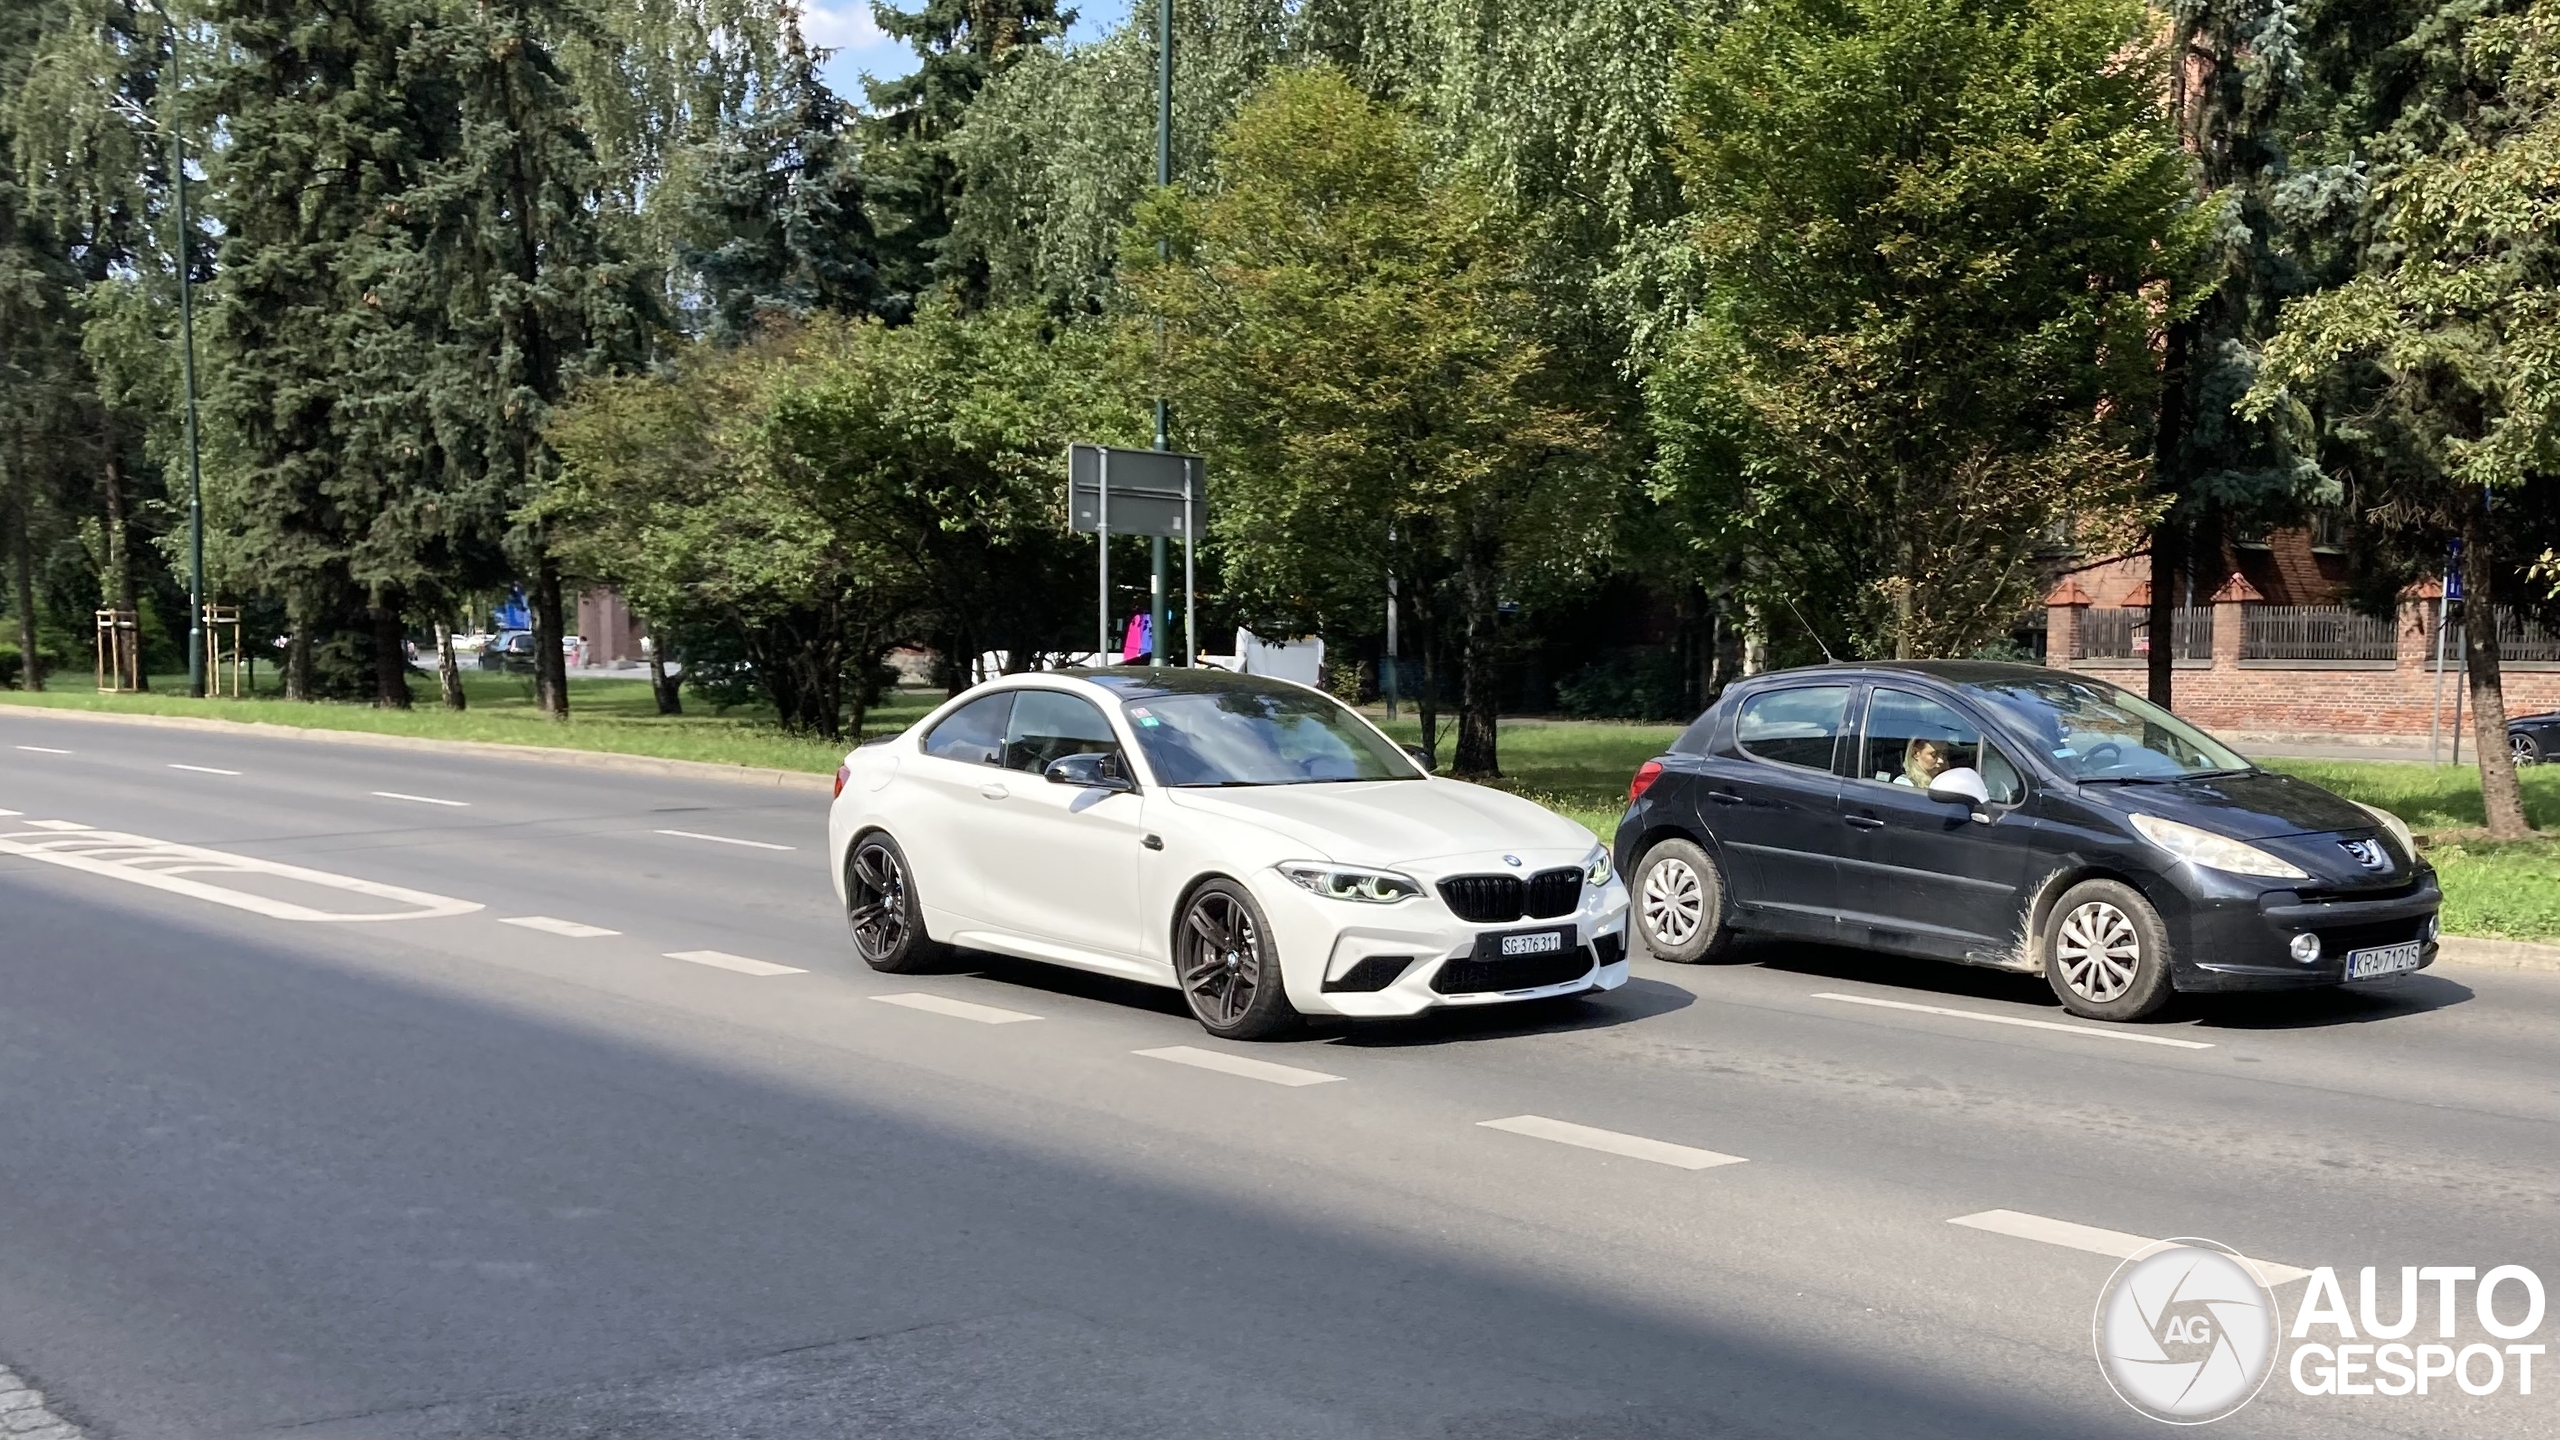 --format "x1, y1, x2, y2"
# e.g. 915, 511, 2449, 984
2075, 607, 2213, 661
2241, 604, 2400, 662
